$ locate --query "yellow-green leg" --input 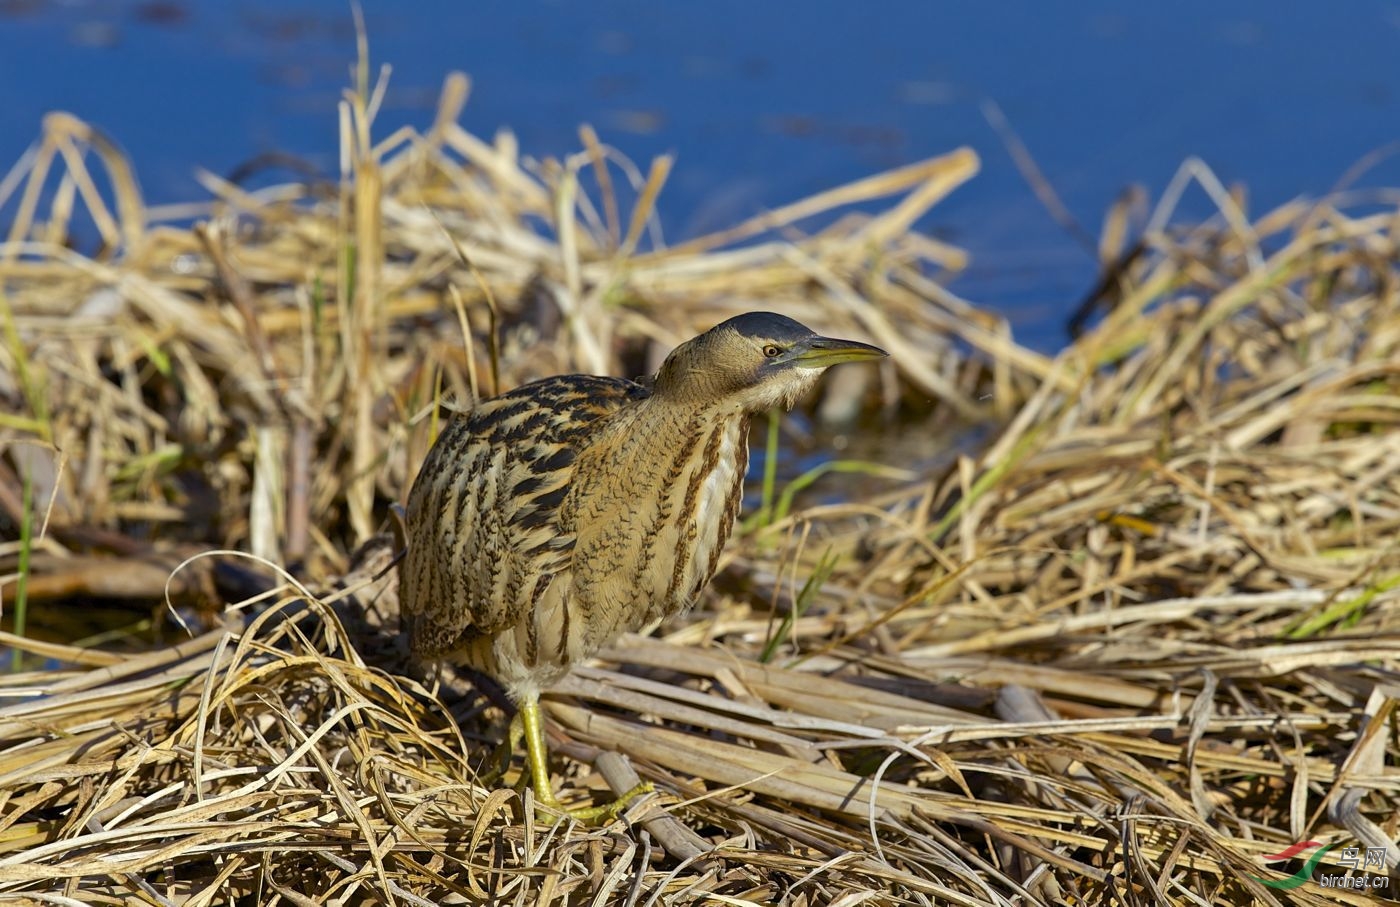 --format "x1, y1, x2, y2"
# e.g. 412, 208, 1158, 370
517, 695, 652, 822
